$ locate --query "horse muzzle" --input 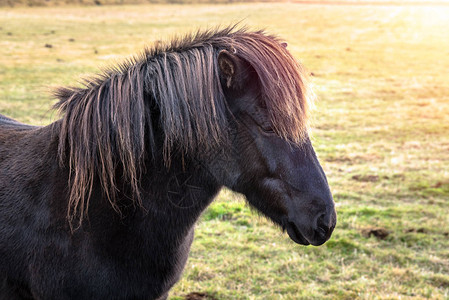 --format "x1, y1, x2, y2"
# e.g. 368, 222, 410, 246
285, 204, 337, 246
